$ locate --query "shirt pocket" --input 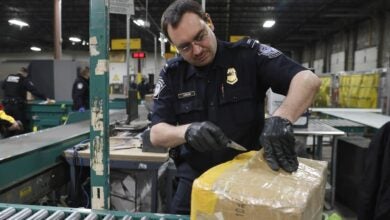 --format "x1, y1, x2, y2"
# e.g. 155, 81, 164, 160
174, 98, 204, 124
218, 86, 256, 125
